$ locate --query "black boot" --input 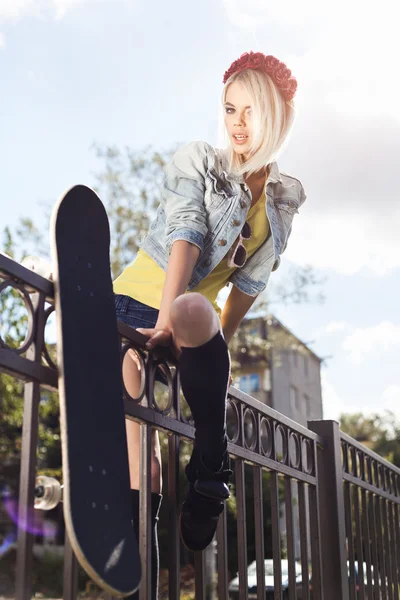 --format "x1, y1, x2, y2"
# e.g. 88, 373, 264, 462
130, 489, 162, 600
179, 444, 232, 552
